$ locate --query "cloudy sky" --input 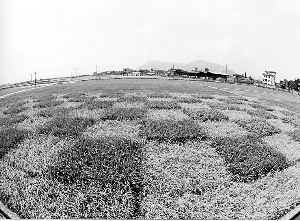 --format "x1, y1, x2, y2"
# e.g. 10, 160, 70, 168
1, 0, 300, 84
